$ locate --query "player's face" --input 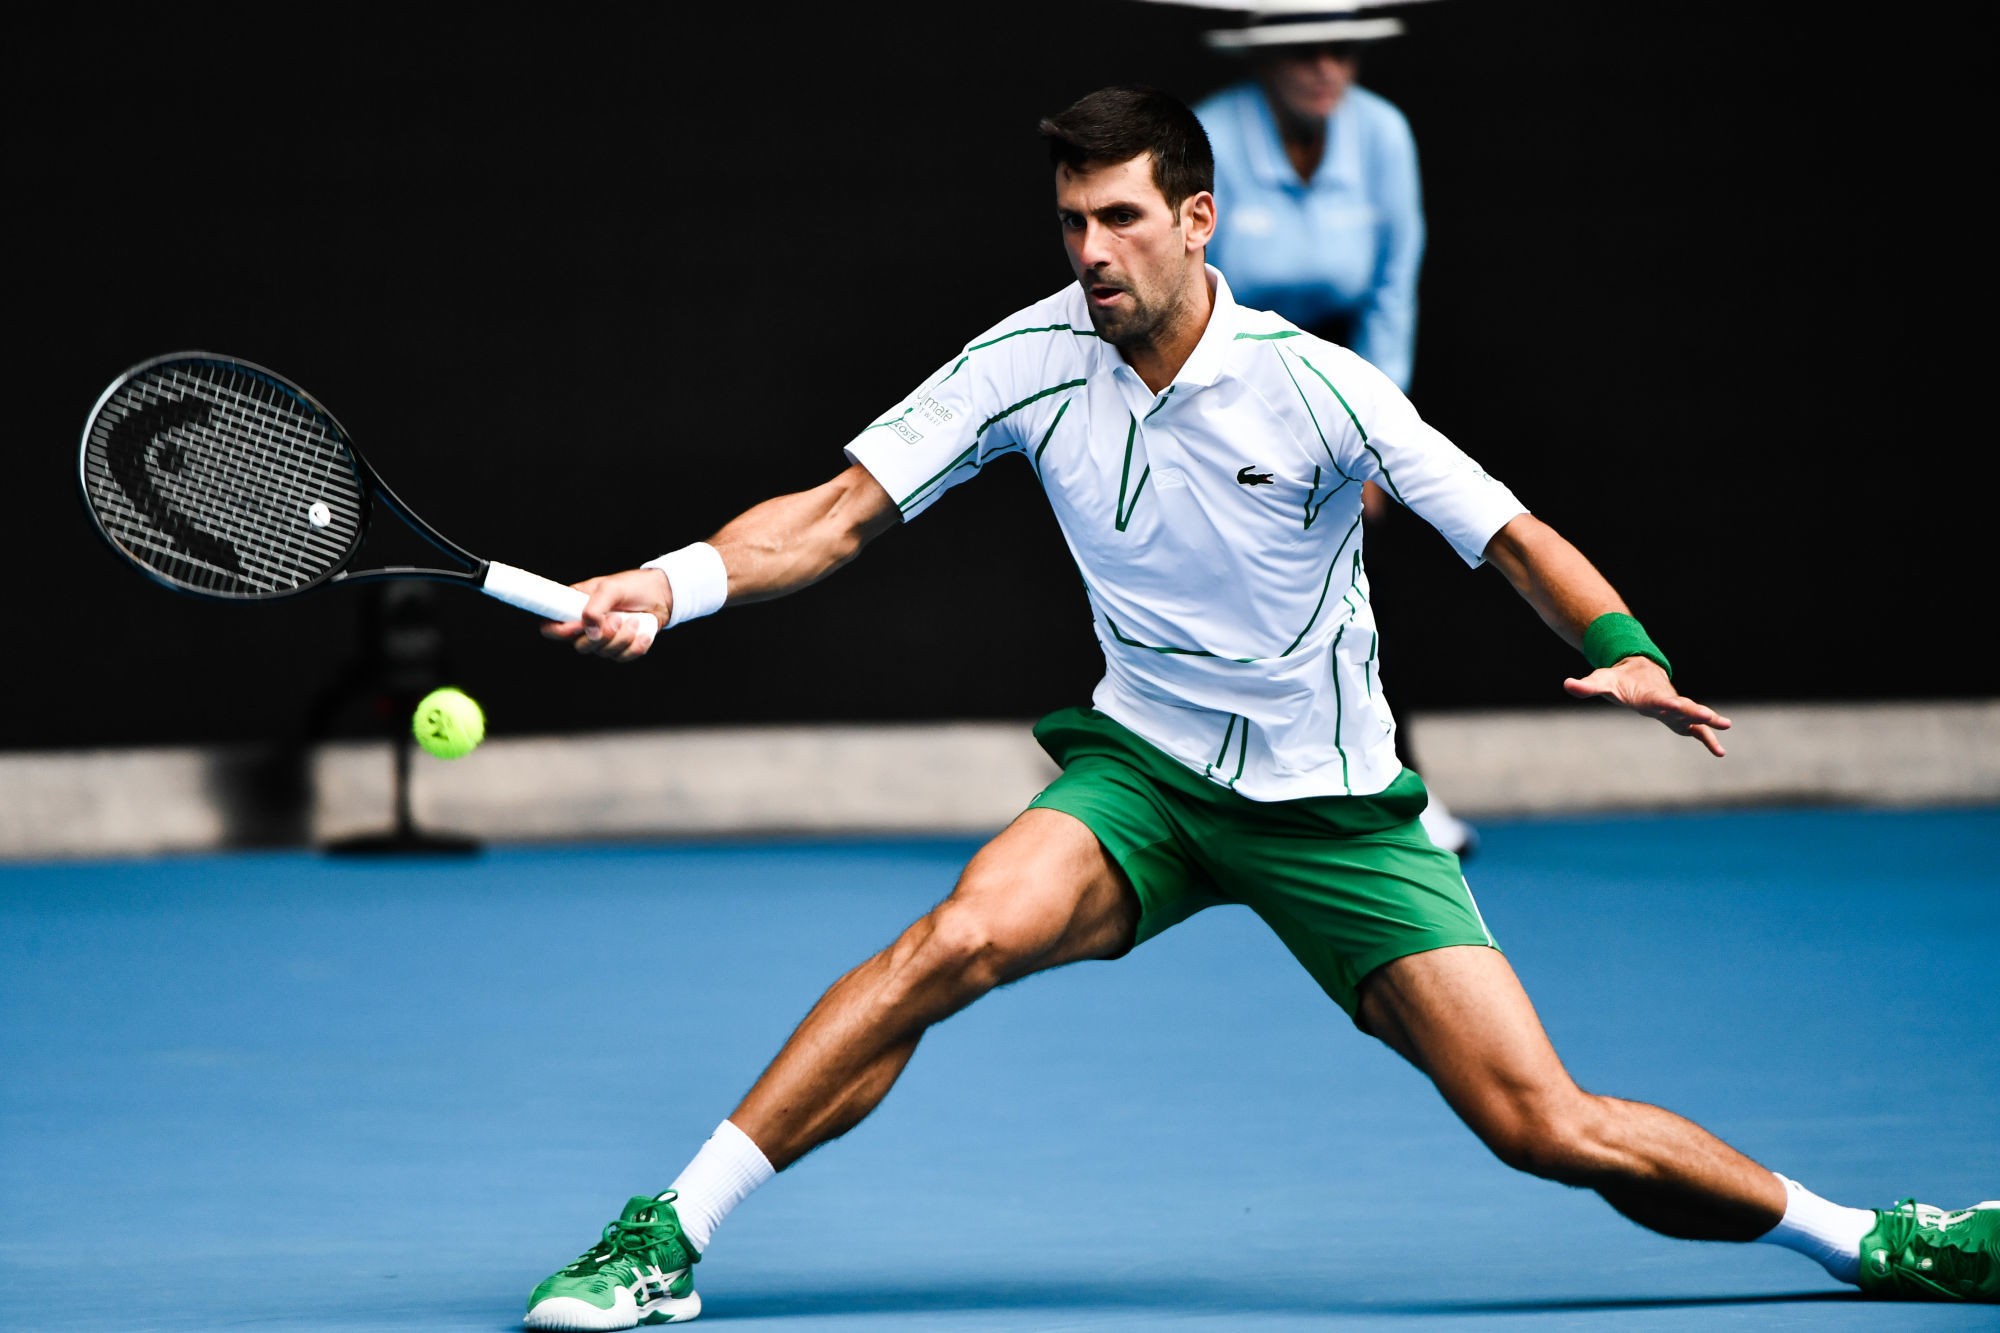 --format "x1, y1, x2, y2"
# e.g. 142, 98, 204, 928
1054, 154, 1211, 350
1261, 45, 1360, 121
